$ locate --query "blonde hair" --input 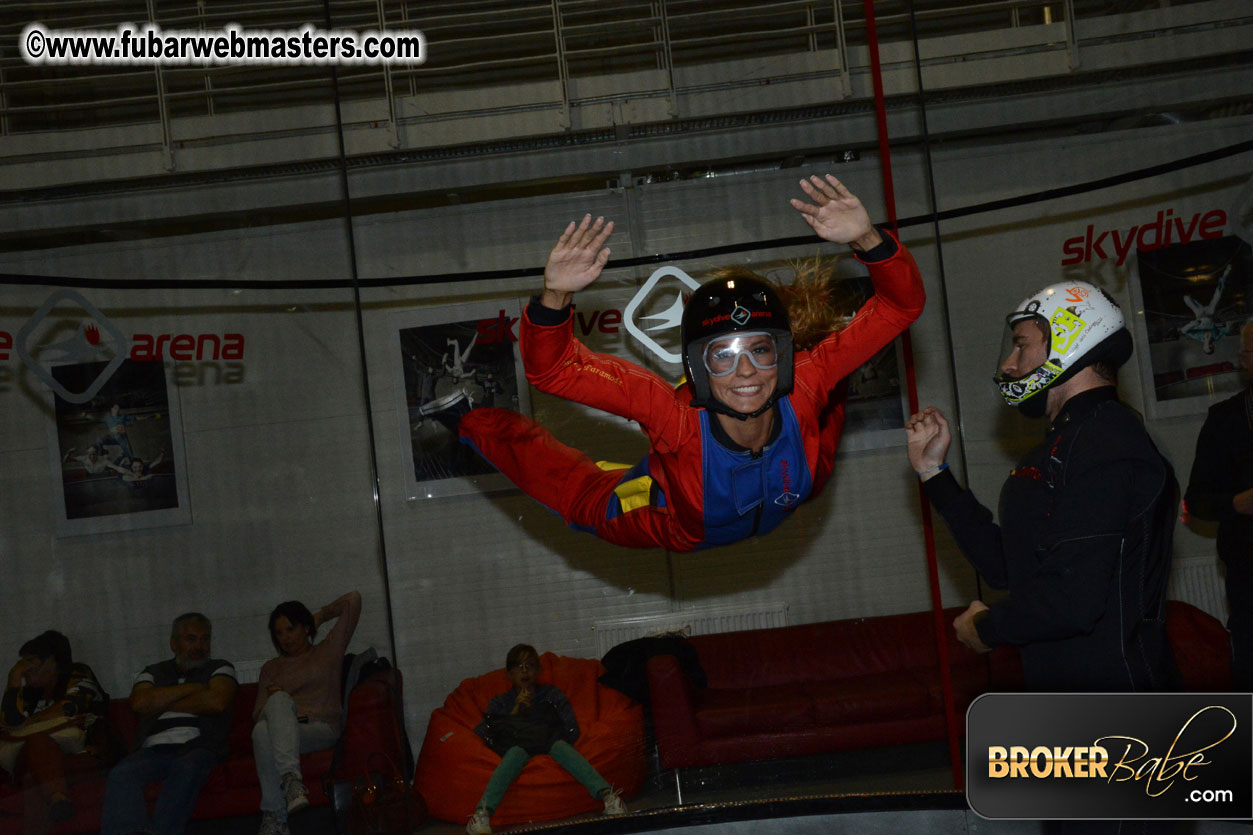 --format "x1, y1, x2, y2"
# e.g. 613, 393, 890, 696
705, 258, 860, 351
